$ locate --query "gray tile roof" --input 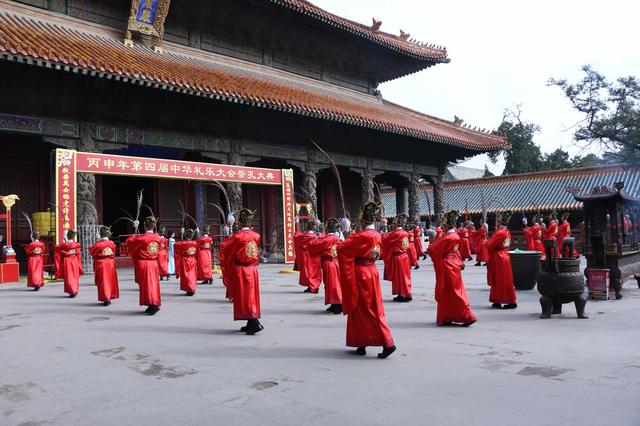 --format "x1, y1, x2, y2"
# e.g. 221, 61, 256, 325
382, 164, 640, 216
